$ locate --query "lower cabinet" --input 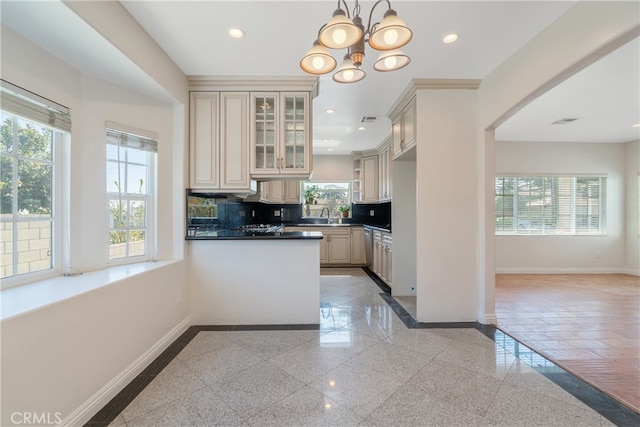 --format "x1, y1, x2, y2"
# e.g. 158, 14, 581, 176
372, 230, 392, 286
350, 226, 366, 265
320, 228, 351, 265
285, 226, 361, 265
